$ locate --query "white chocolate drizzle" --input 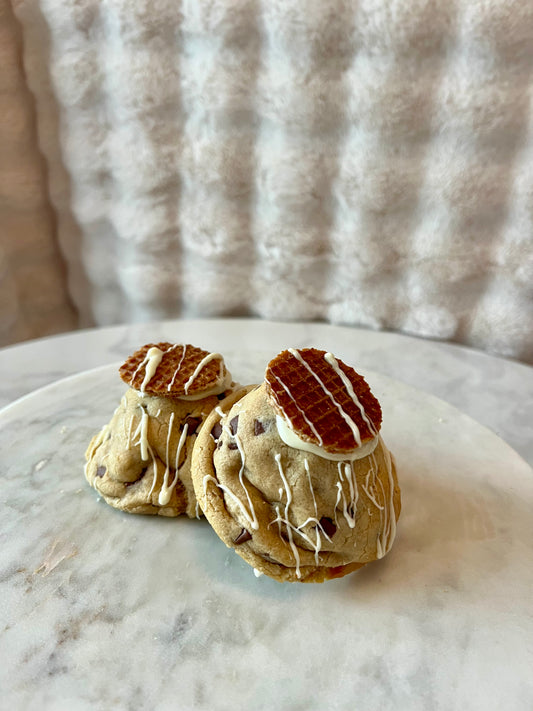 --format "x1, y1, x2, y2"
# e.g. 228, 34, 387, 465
129, 401, 189, 506
374, 438, 397, 558
183, 352, 224, 395
134, 404, 150, 461
177, 369, 232, 401
335, 461, 358, 529
232, 430, 258, 530
167, 344, 187, 392
274, 453, 301, 578
203, 410, 259, 531
324, 352, 378, 436
268, 453, 345, 574
128, 344, 230, 400
273, 349, 380, 460
130, 346, 165, 393
362, 466, 384, 511
289, 348, 364, 447
158, 416, 189, 506
271, 372, 323, 445
269, 498, 328, 570
88, 392, 198, 508
203, 473, 258, 531
131, 404, 158, 497
84, 422, 112, 480
304, 459, 318, 517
